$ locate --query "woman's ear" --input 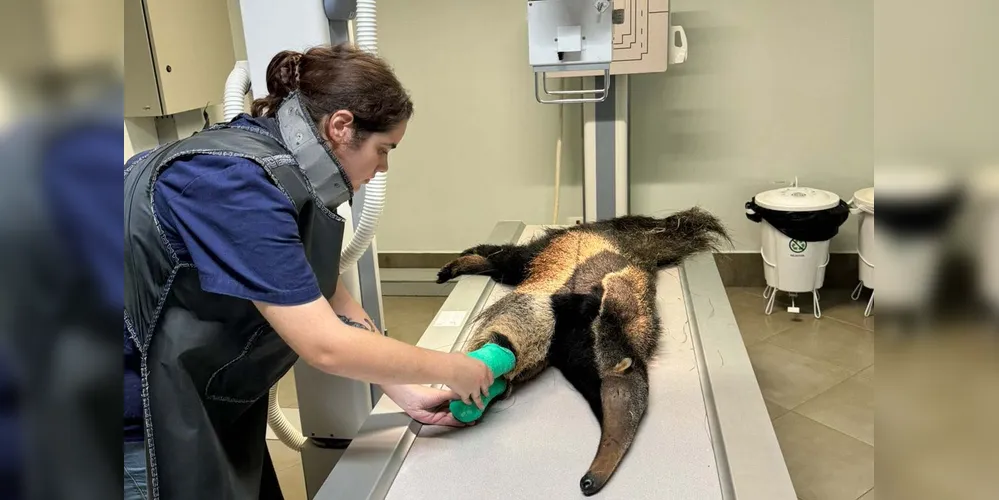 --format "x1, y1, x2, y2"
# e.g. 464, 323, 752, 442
325, 110, 355, 146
